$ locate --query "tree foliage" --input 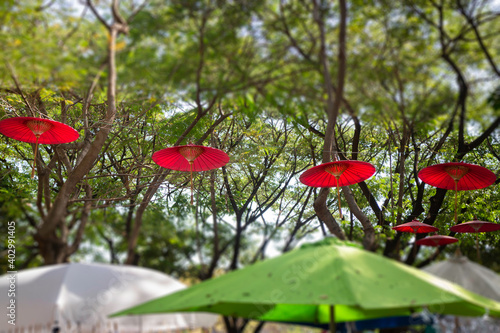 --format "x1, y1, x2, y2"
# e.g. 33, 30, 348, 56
1, 0, 499, 290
